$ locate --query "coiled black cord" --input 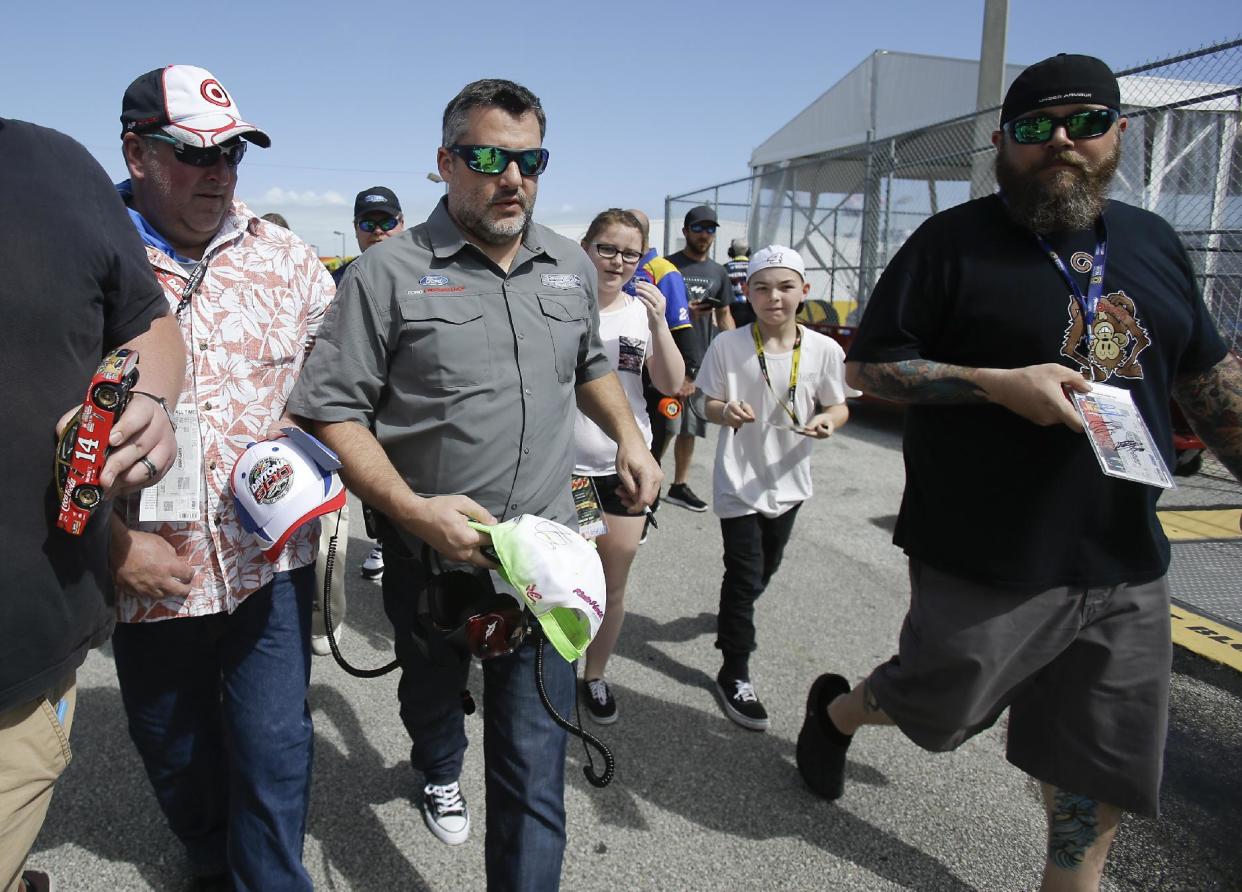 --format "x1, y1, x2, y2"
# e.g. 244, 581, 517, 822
533, 629, 614, 788
322, 511, 399, 678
